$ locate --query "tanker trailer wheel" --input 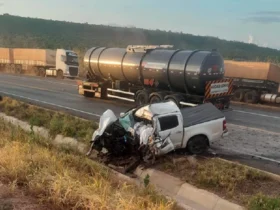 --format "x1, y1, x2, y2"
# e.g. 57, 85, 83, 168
164, 94, 183, 108
149, 92, 167, 104
232, 89, 245, 102
57, 70, 64, 79
135, 90, 149, 106
244, 90, 258, 104
39, 68, 46, 77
